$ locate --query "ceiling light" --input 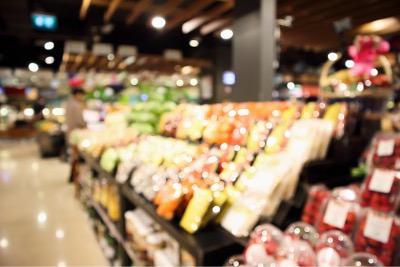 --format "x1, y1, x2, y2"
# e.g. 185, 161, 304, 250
359, 17, 400, 34
220, 29, 233, 40
327, 52, 338, 61
189, 39, 199, 47
107, 53, 115, 61
28, 63, 39, 72
152, 17, 166, 29
181, 66, 193, 75
44, 41, 54, 50
45, 56, 54, 64
190, 78, 198, 86
176, 79, 184, 87
345, 60, 354, 68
